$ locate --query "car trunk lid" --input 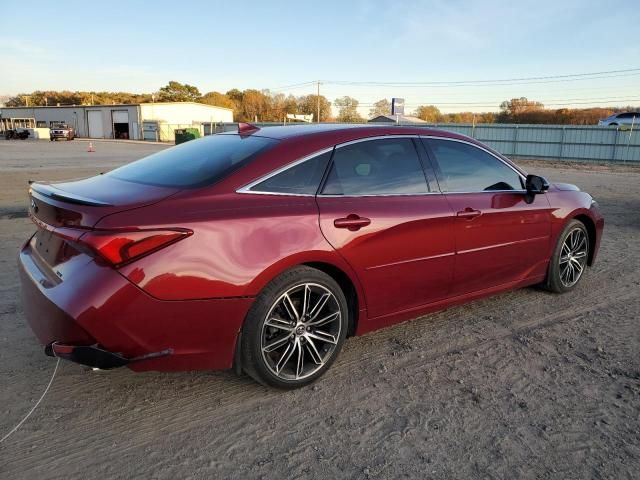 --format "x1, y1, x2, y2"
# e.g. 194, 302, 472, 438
30, 174, 179, 228
28, 175, 181, 271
